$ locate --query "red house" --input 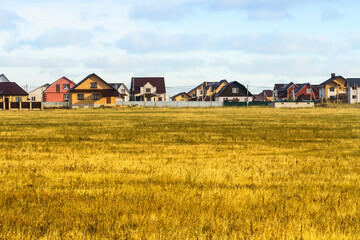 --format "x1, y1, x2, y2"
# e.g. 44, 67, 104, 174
295, 83, 320, 101
43, 77, 75, 102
